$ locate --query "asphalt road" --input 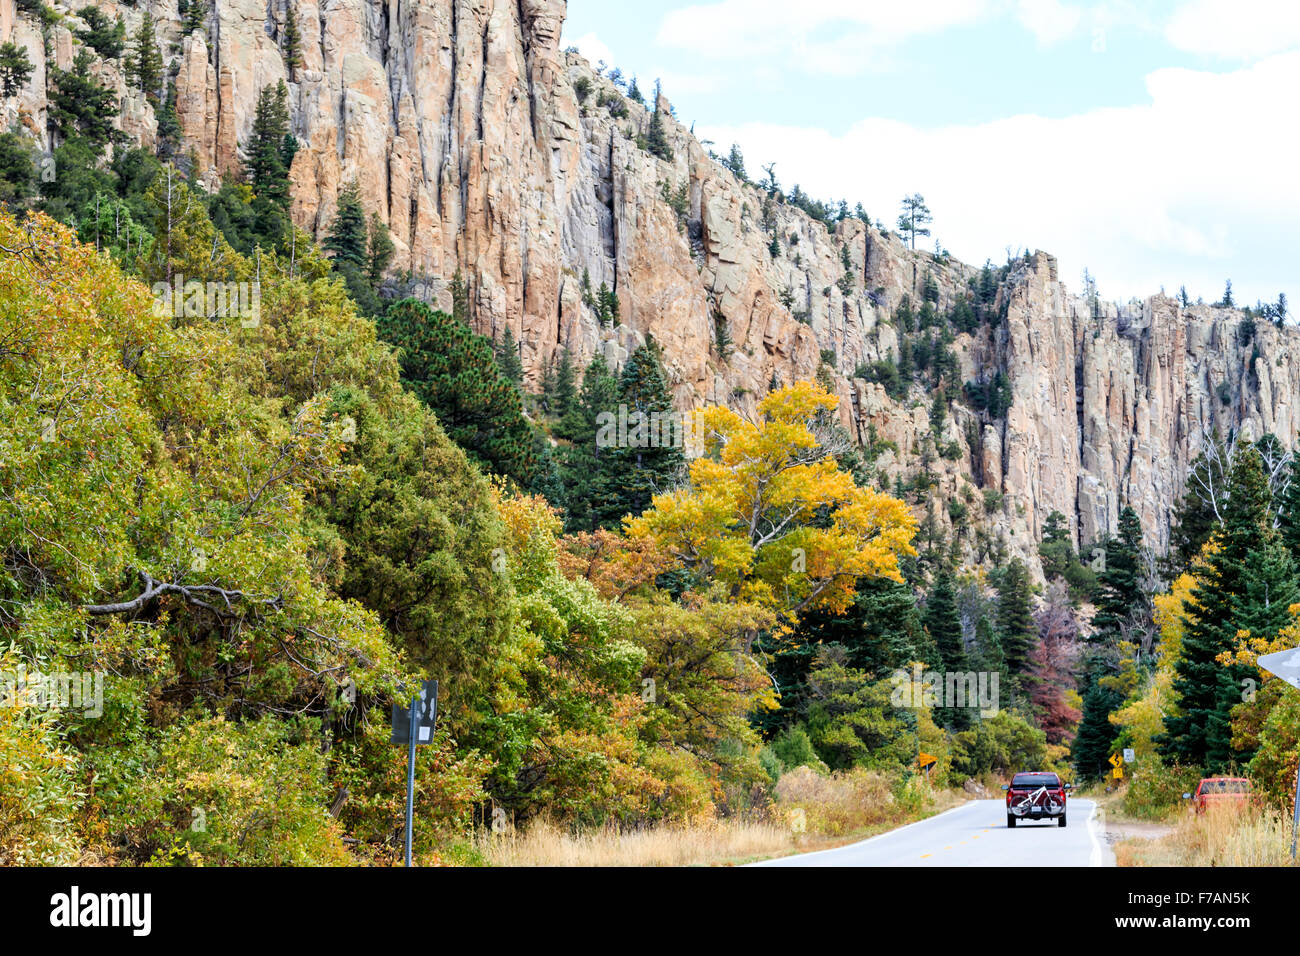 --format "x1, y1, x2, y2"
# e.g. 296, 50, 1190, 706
752, 798, 1110, 867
